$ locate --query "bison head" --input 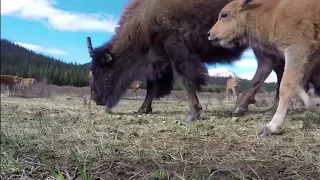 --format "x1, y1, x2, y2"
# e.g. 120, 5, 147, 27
89, 44, 115, 107
207, 0, 262, 48
88, 41, 147, 110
